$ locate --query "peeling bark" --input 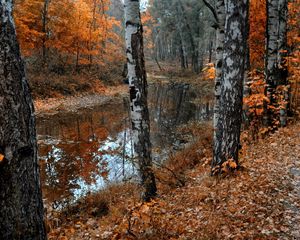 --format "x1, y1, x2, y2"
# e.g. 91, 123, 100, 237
0, 0, 46, 239
212, 0, 248, 168
124, 0, 157, 201
212, 0, 225, 167
265, 0, 289, 127
265, 0, 280, 126
277, 0, 289, 126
